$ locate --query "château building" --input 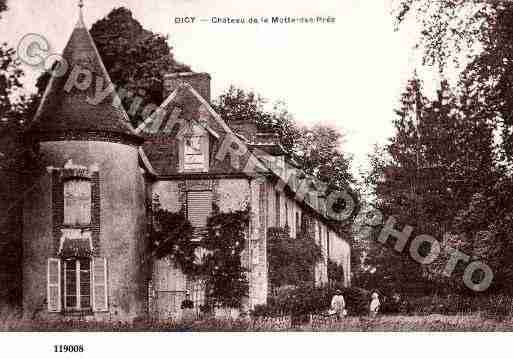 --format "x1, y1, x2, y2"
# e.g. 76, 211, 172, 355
0, 5, 351, 321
